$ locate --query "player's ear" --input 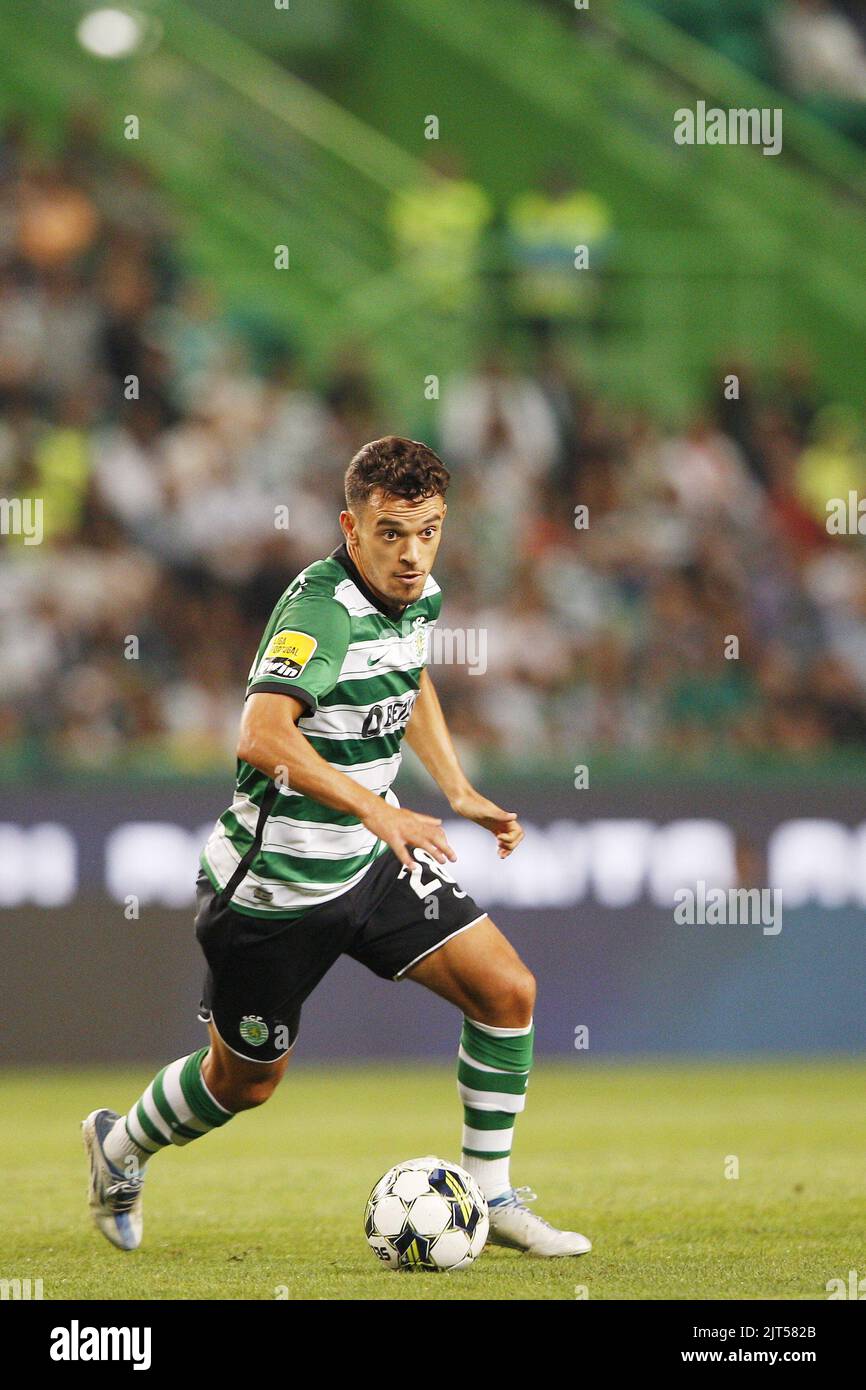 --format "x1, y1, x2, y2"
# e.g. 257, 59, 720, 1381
339, 509, 356, 542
